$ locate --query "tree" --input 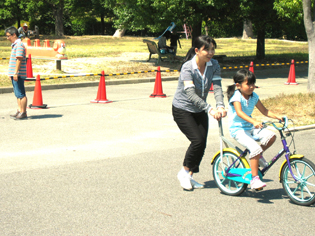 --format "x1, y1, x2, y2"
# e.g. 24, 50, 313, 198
303, 0, 315, 92
274, 0, 313, 92
242, 20, 254, 39
25, 0, 65, 36
239, 0, 279, 59
0, 0, 28, 29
